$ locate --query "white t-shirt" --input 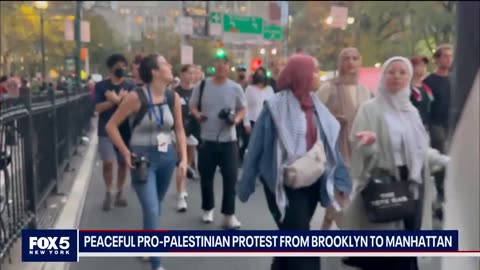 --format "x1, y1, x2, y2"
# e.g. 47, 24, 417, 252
244, 84, 275, 126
